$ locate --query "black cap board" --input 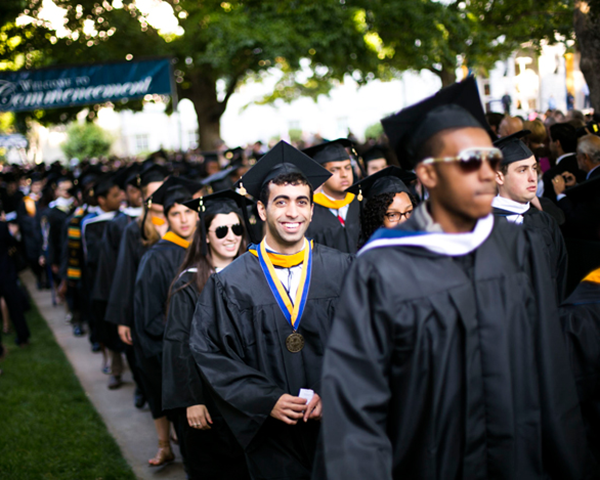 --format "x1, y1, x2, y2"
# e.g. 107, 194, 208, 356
362, 145, 388, 163
302, 138, 353, 165
346, 166, 416, 202
381, 76, 488, 169
183, 190, 248, 255
238, 140, 332, 199
493, 130, 534, 165
148, 176, 203, 213
129, 164, 168, 189
183, 189, 245, 218
114, 164, 142, 190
